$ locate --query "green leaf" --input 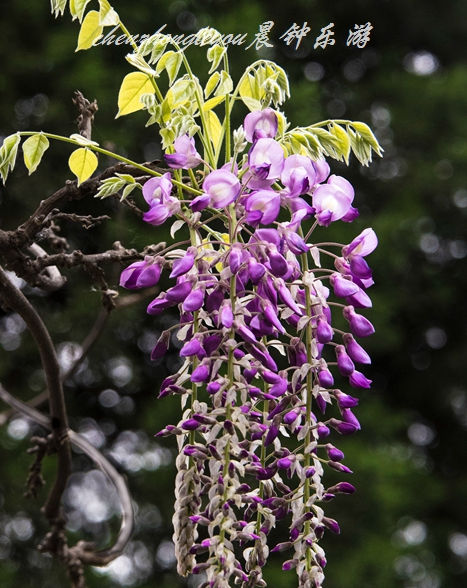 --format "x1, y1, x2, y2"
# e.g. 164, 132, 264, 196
205, 72, 220, 99
239, 73, 262, 111
69, 0, 91, 22
69, 133, 99, 146
76, 10, 104, 51
126, 53, 157, 76
121, 183, 137, 201
202, 95, 225, 112
0, 133, 21, 183
68, 148, 98, 185
95, 176, 126, 198
330, 123, 351, 164
50, 0, 68, 18
156, 51, 183, 85
206, 44, 226, 74
22, 133, 50, 175
351, 121, 383, 156
205, 110, 222, 153
116, 72, 154, 117
214, 70, 233, 97
98, 0, 119, 26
